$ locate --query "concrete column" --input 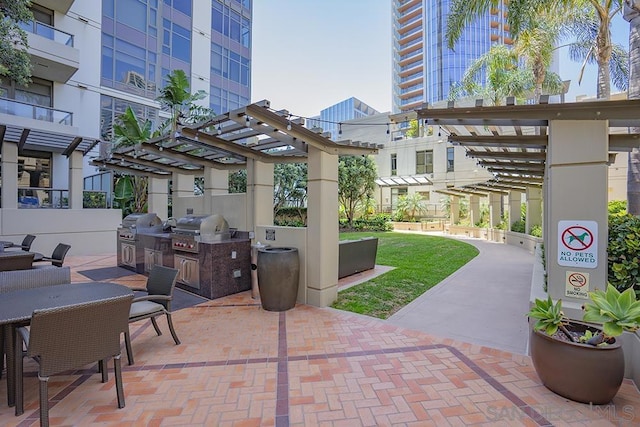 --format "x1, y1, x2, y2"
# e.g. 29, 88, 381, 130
246, 159, 274, 231
449, 196, 459, 225
203, 167, 228, 212
508, 190, 522, 228
1, 142, 18, 209
469, 195, 480, 226
488, 192, 502, 228
172, 173, 194, 198
306, 146, 338, 307
68, 151, 83, 209
148, 177, 169, 219
546, 120, 608, 319
526, 186, 543, 233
